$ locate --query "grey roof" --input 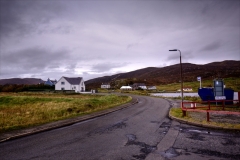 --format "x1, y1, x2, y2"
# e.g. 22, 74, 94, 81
101, 83, 110, 85
64, 77, 83, 85
133, 83, 146, 86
